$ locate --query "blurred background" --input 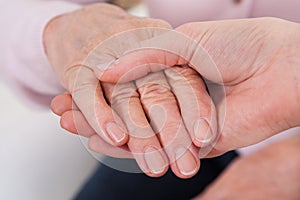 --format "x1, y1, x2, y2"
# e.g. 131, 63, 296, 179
0, 78, 98, 200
